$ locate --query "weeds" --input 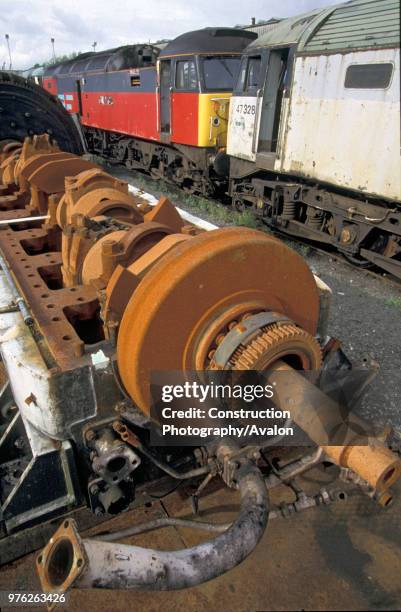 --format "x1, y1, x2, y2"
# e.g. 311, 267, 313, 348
385, 297, 401, 308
